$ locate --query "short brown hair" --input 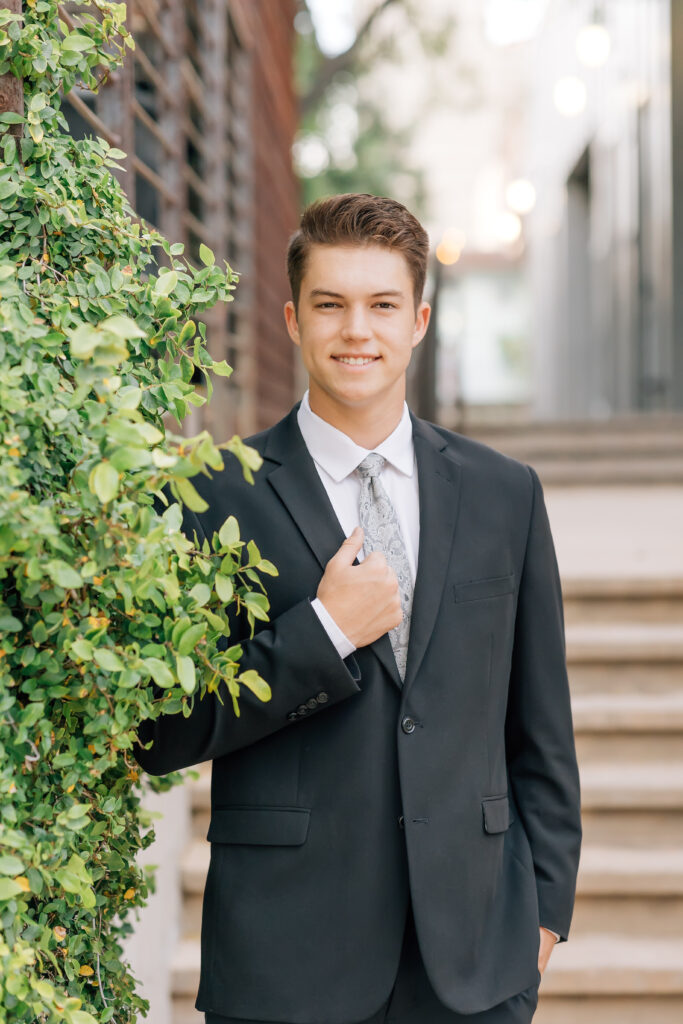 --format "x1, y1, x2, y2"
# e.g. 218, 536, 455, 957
286, 193, 429, 313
